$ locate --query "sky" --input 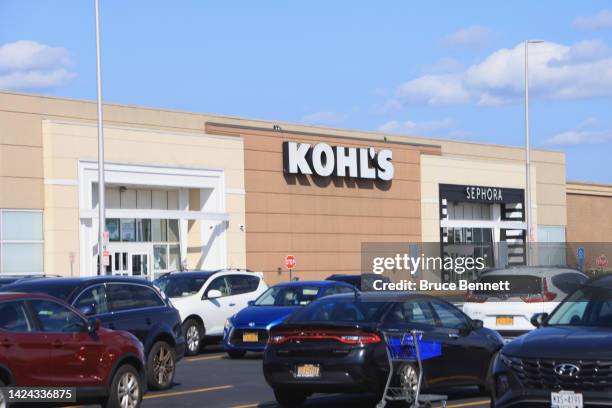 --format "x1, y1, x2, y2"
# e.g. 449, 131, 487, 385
1, 1, 611, 183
